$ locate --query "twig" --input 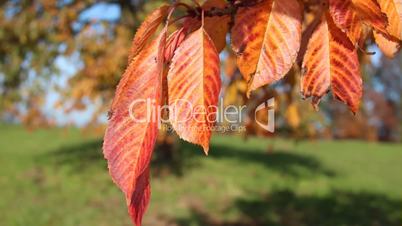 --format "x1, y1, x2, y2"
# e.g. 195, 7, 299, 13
185, 0, 263, 18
